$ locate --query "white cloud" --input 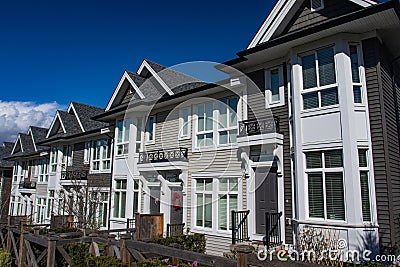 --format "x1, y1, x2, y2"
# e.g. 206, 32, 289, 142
0, 101, 65, 144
